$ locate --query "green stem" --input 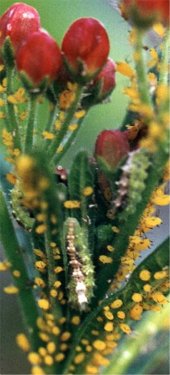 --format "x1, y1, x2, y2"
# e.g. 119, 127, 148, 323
159, 29, 170, 85
5, 67, 21, 150
24, 94, 38, 152
47, 85, 83, 161
134, 29, 153, 109
53, 114, 86, 165
0, 190, 42, 351
45, 103, 58, 132
44, 229, 62, 319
